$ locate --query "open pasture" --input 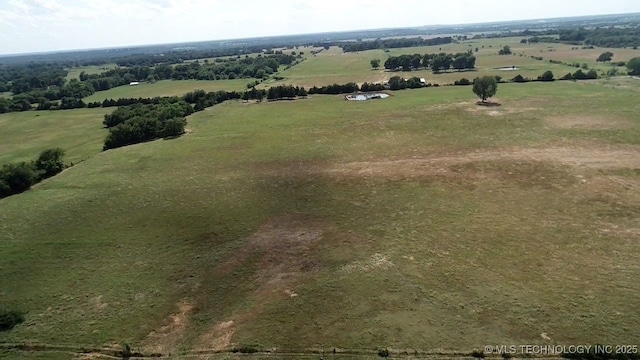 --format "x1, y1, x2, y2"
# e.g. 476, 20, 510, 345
265, 37, 639, 88
0, 107, 110, 164
65, 64, 118, 80
83, 79, 250, 102
1, 80, 640, 357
